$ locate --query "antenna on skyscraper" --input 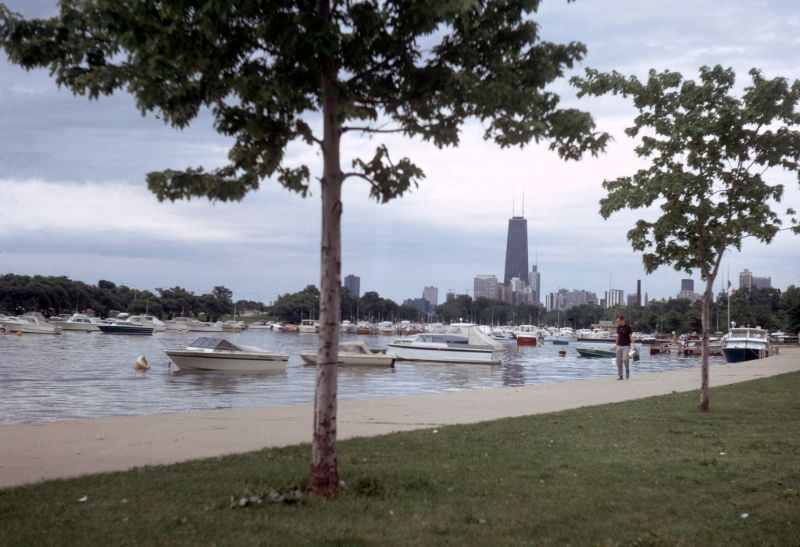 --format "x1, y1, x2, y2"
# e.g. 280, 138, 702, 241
512, 192, 515, 217
522, 189, 525, 217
